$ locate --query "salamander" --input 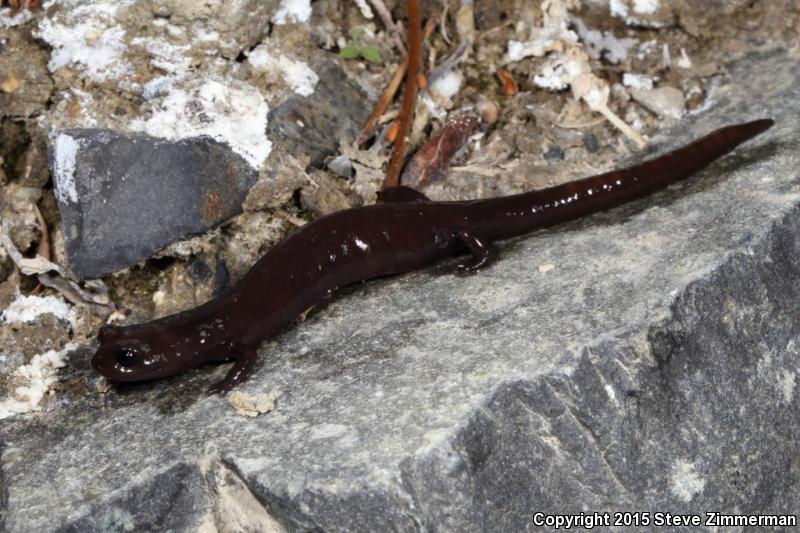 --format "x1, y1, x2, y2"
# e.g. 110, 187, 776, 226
91, 119, 773, 394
